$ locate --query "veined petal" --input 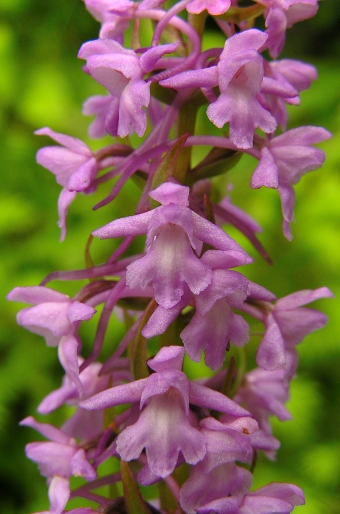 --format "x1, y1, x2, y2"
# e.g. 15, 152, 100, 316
58, 188, 77, 242
209, 85, 277, 149
7, 286, 68, 305
251, 147, 279, 189
58, 336, 82, 396
127, 225, 212, 309
48, 475, 70, 514
256, 314, 286, 370
92, 210, 153, 239
35, 127, 90, 154
78, 38, 135, 60
189, 382, 250, 417
192, 211, 250, 256
160, 67, 219, 89
25, 441, 76, 477
79, 378, 147, 410
186, 0, 231, 15
67, 301, 96, 323
16, 302, 71, 339
275, 286, 334, 310
20, 416, 72, 445
149, 181, 189, 207
70, 448, 97, 480
117, 392, 206, 477
140, 42, 179, 73
118, 79, 150, 137
36, 147, 89, 187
